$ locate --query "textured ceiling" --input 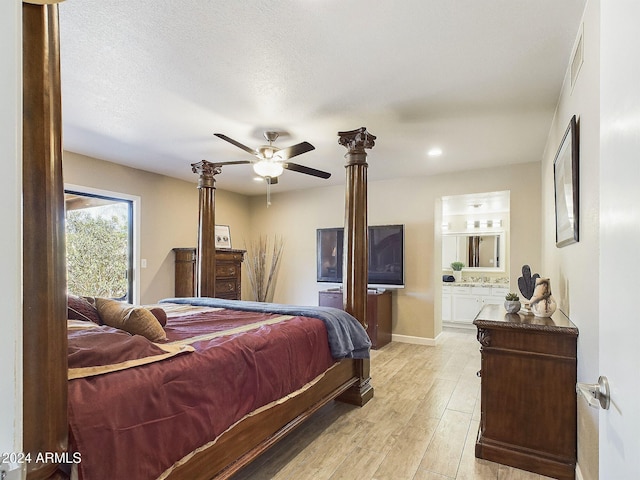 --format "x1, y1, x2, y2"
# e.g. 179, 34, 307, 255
59, 0, 587, 196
